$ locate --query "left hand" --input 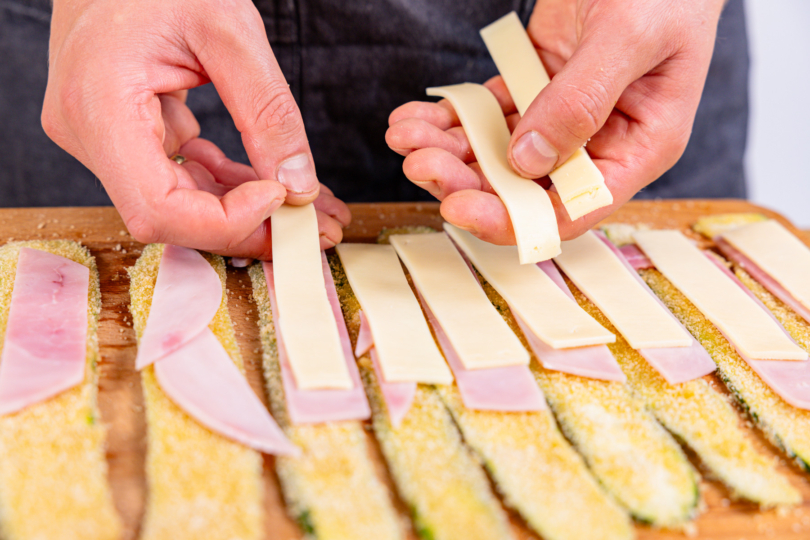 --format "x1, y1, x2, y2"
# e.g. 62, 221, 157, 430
386, 0, 726, 244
